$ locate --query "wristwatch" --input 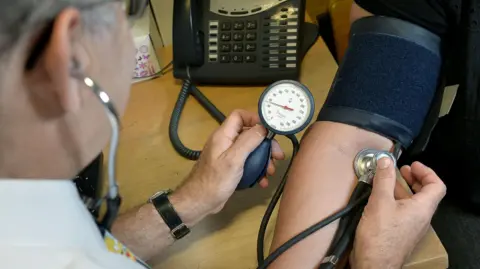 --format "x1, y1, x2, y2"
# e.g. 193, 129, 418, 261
148, 190, 190, 240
